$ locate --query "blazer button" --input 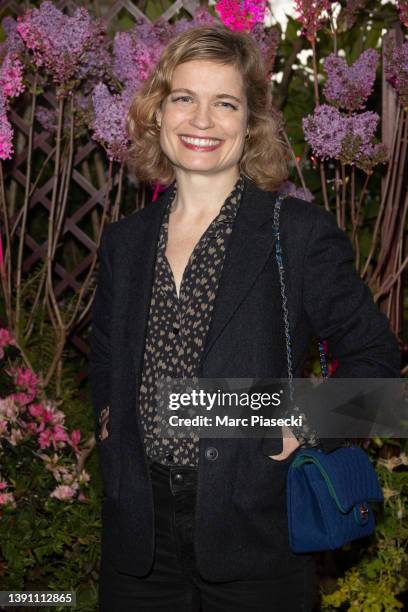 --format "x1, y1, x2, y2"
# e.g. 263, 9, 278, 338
205, 446, 218, 461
